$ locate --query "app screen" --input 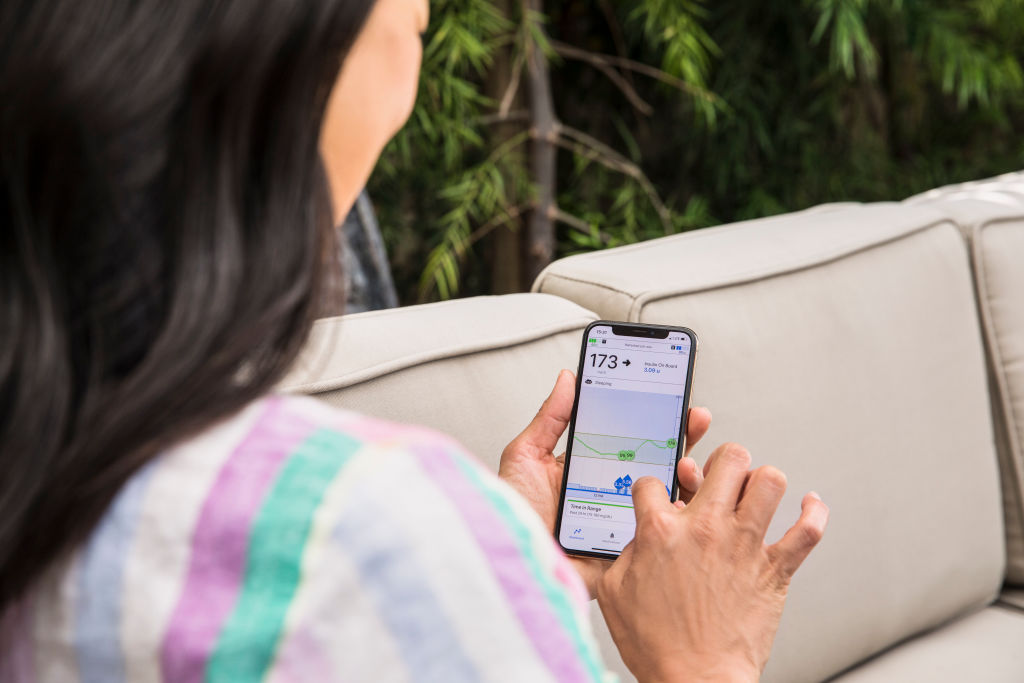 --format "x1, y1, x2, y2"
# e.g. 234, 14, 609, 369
558, 325, 692, 555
